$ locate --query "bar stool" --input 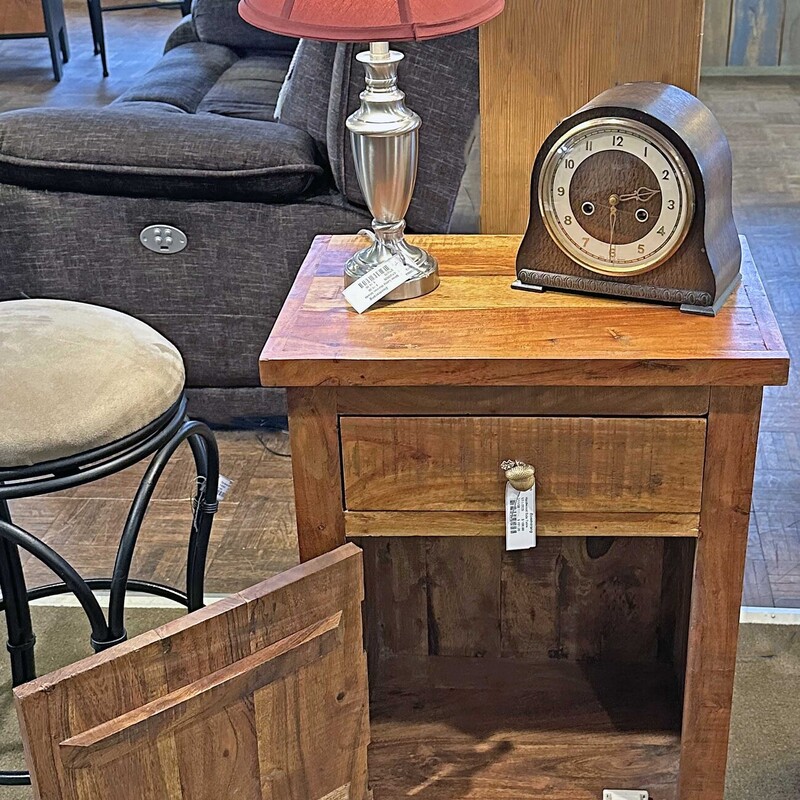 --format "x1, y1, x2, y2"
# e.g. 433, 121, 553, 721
0, 299, 219, 786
